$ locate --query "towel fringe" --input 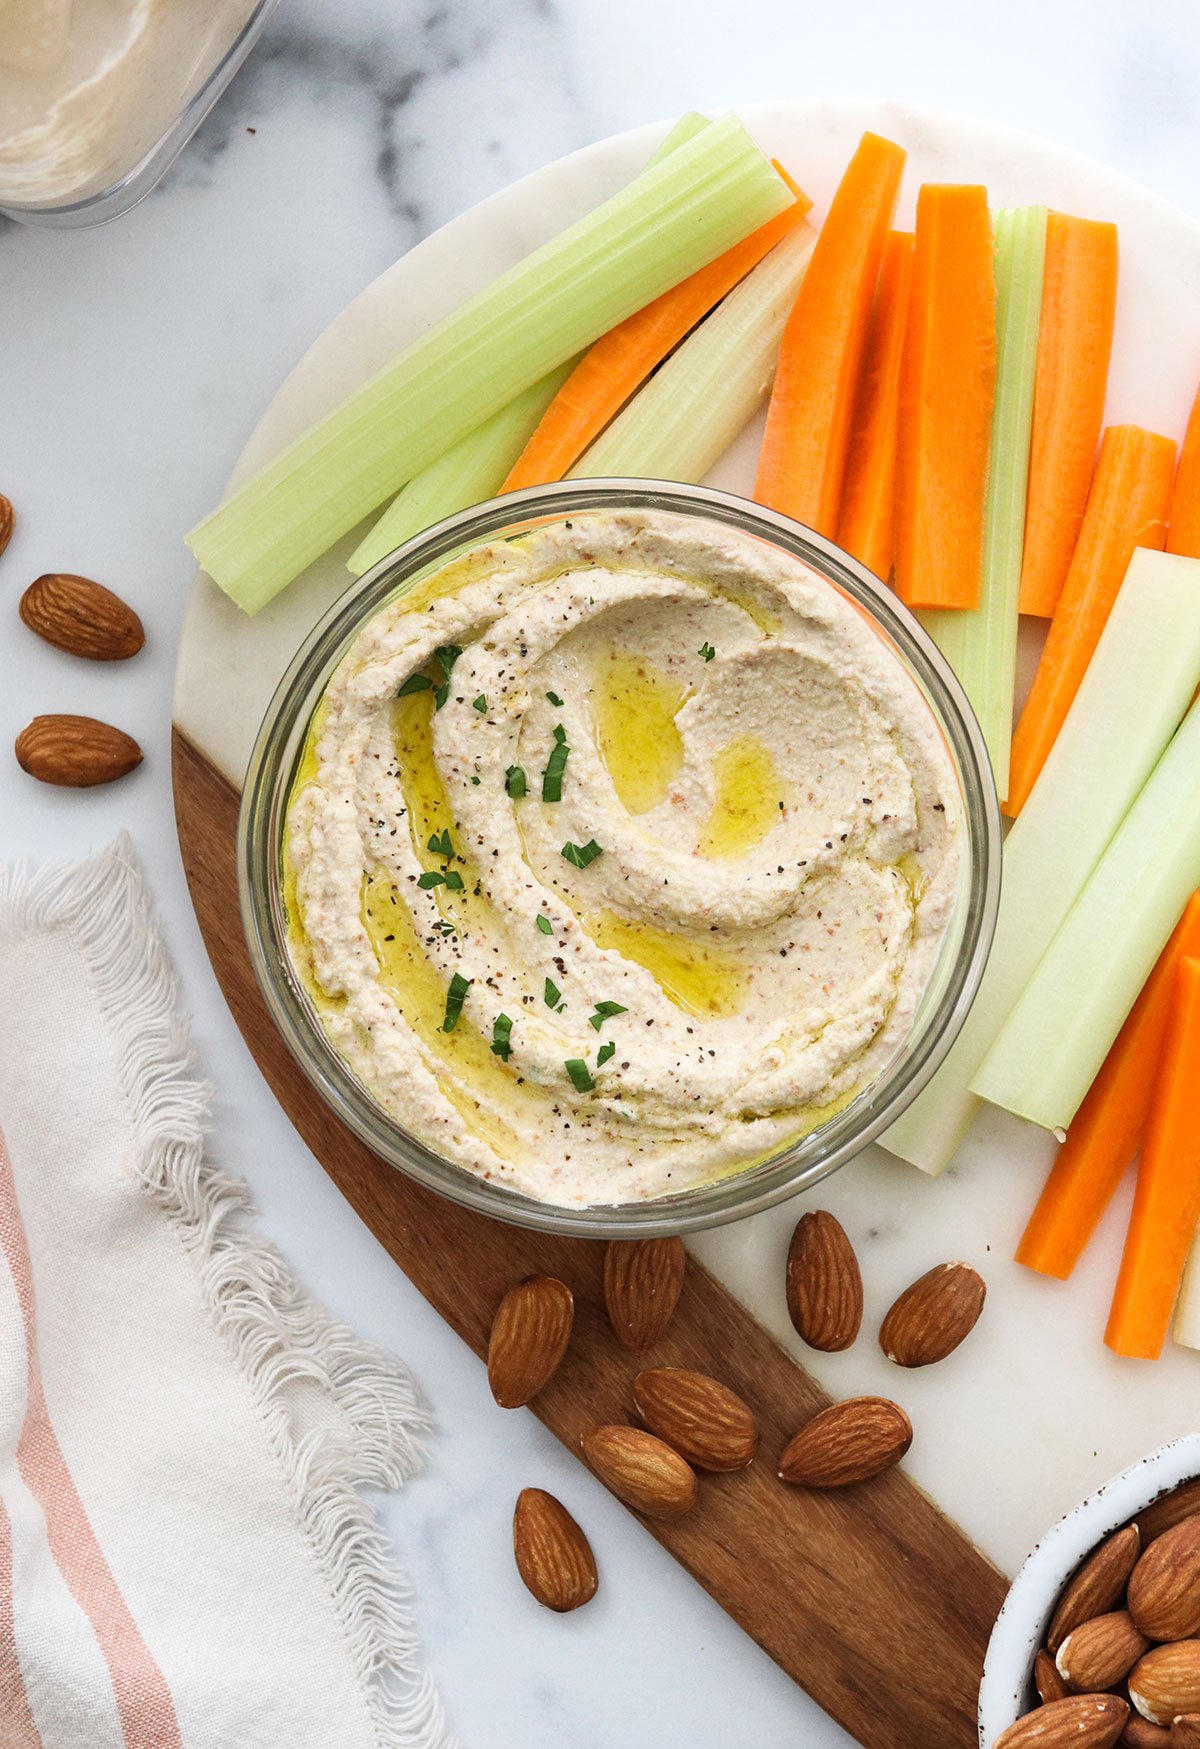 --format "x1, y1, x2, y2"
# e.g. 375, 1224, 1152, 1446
0, 836, 455, 1749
